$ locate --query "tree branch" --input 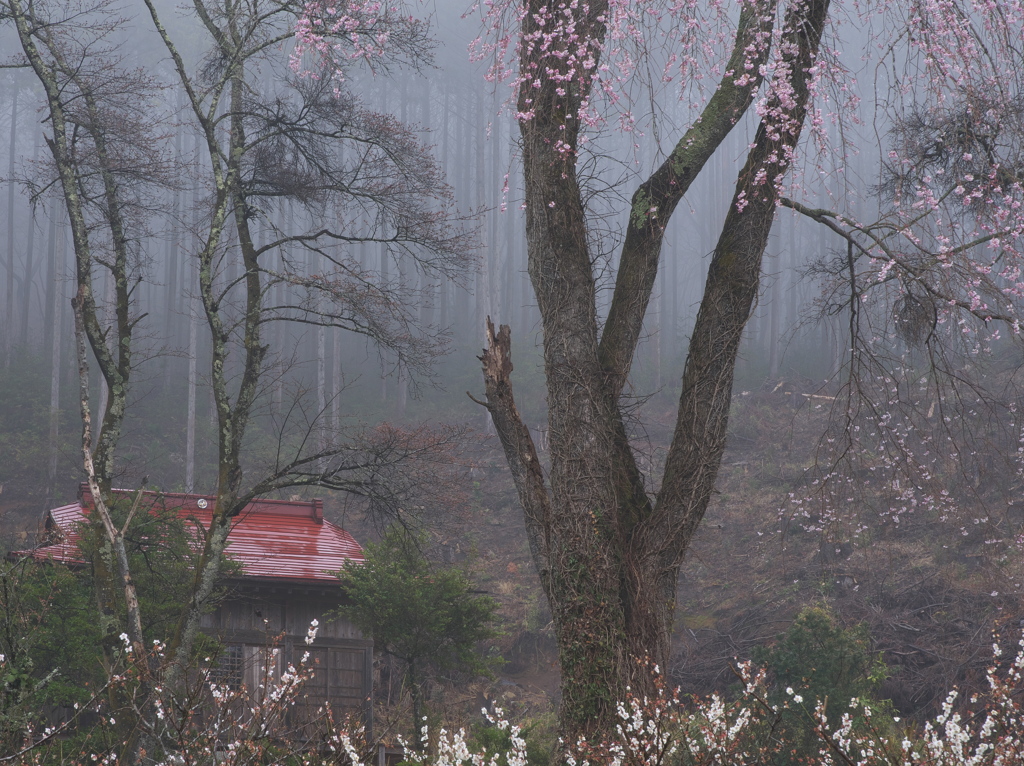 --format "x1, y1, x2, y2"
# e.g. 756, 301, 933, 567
598, 0, 778, 397
655, 0, 832, 566
478, 318, 552, 581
